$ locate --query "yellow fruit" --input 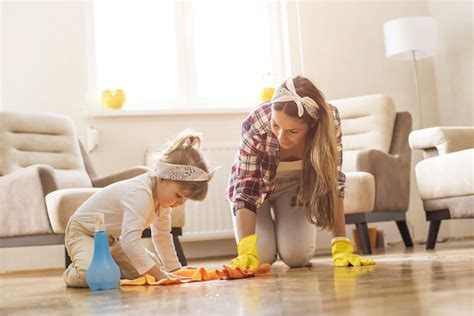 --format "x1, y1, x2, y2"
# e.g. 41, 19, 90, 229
101, 89, 125, 109
259, 87, 275, 102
